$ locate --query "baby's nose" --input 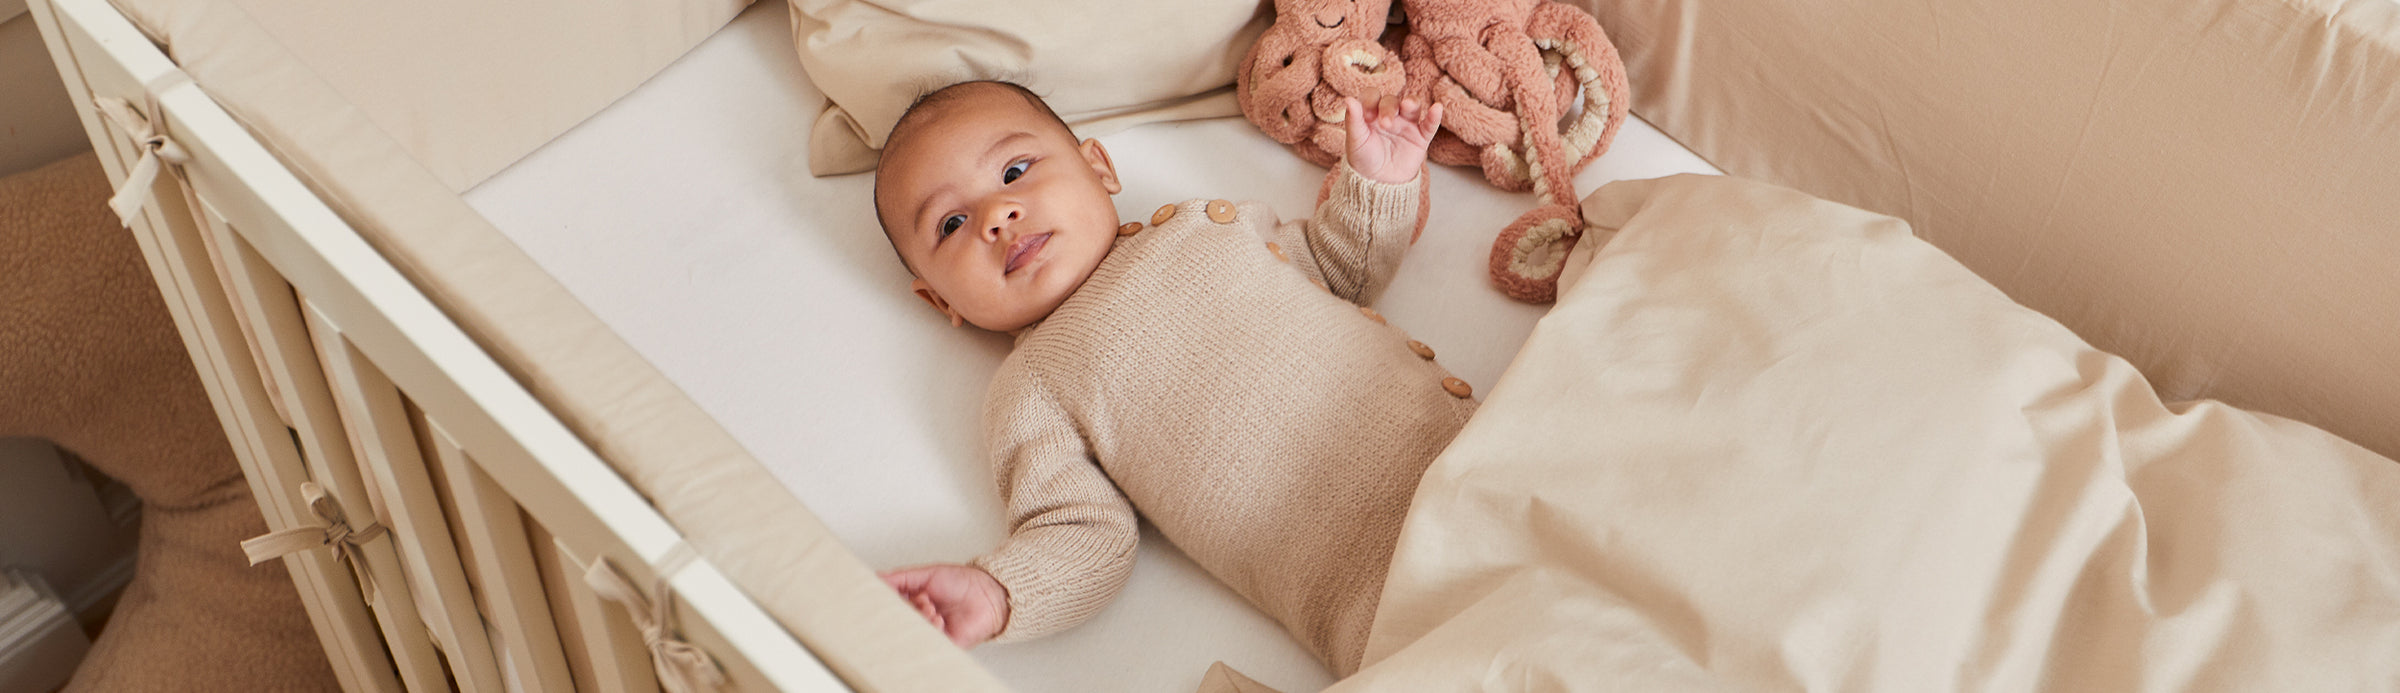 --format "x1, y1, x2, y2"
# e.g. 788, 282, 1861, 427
983, 204, 1024, 238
